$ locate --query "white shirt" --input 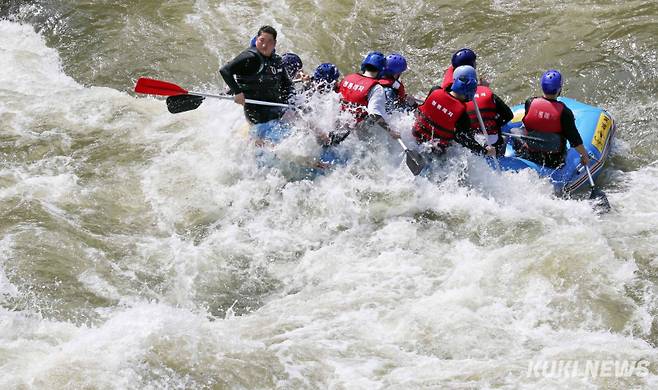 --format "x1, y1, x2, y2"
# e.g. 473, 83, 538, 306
366, 84, 391, 124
